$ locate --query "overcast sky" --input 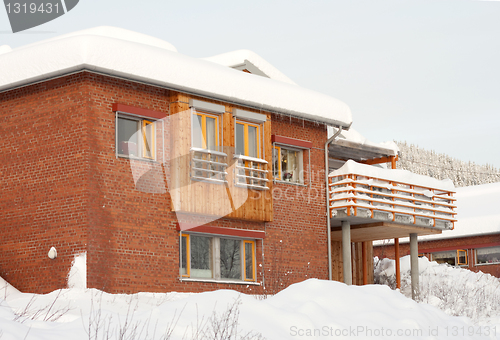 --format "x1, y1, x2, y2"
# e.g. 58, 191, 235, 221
2, 0, 499, 167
